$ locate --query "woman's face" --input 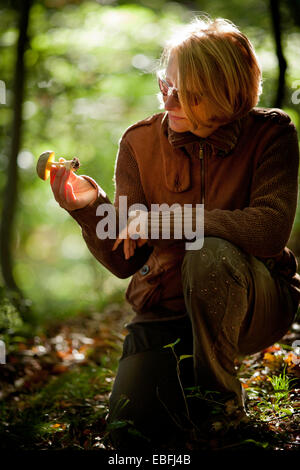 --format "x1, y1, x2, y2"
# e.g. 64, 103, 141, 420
163, 55, 221, 138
